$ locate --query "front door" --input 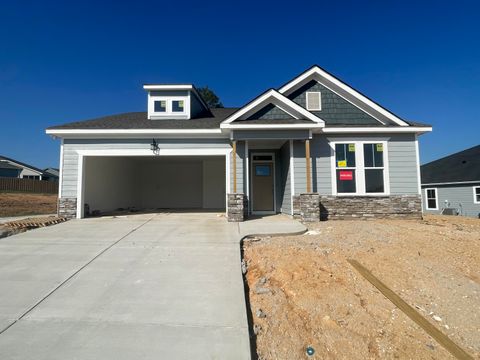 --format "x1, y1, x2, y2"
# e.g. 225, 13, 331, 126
251, 155, 275, 213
